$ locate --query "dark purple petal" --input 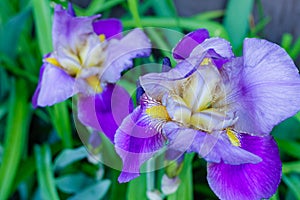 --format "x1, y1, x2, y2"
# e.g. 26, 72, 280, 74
224, 38, 300, 135
93, 19, 122, 40
163, 122, 261, 165
162, 57, 172, 72
52, 4, 100, 52
67, 2, 76, 16
207, 135, 282, 200
173, 29, 209, 60
101, 28, 151, 83
33, 63, 76, 107
115, 106, 166, 182
32, 64, 46, 108
77, 84, 133, 143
